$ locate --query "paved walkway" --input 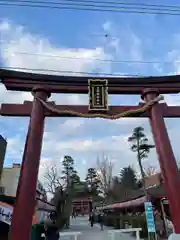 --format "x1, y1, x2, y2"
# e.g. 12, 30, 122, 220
60, 216, 135, 240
